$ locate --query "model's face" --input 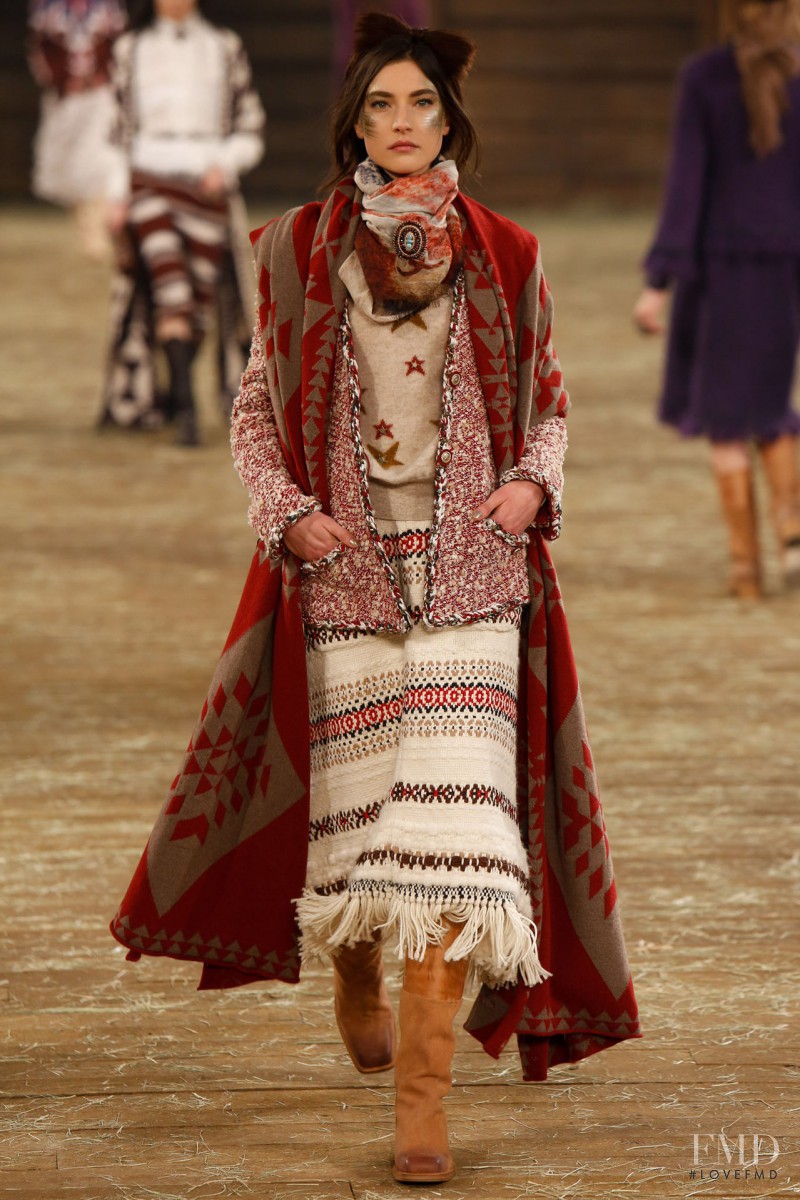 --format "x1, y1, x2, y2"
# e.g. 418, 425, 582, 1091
354, 58, 450, 177
155, 0, 197, 22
